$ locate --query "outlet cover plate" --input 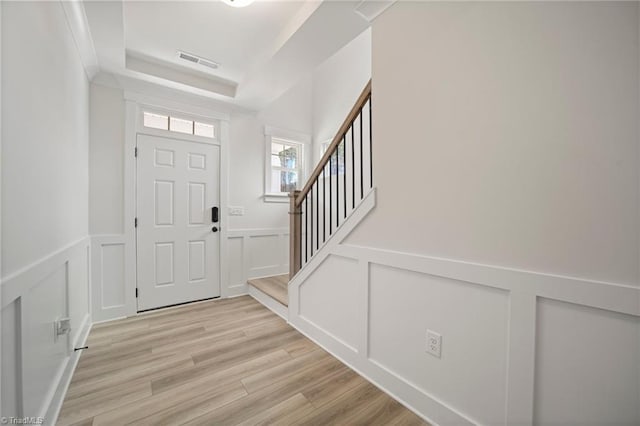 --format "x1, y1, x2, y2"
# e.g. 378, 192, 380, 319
426, 330, 441, 358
